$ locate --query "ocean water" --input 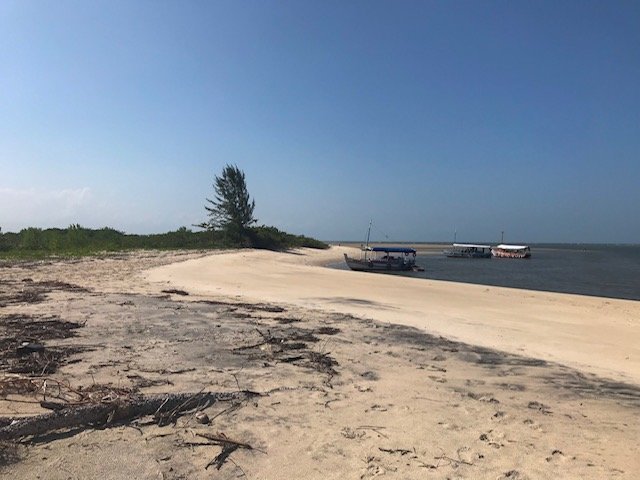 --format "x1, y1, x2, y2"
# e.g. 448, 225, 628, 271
335, 245, 640, 301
